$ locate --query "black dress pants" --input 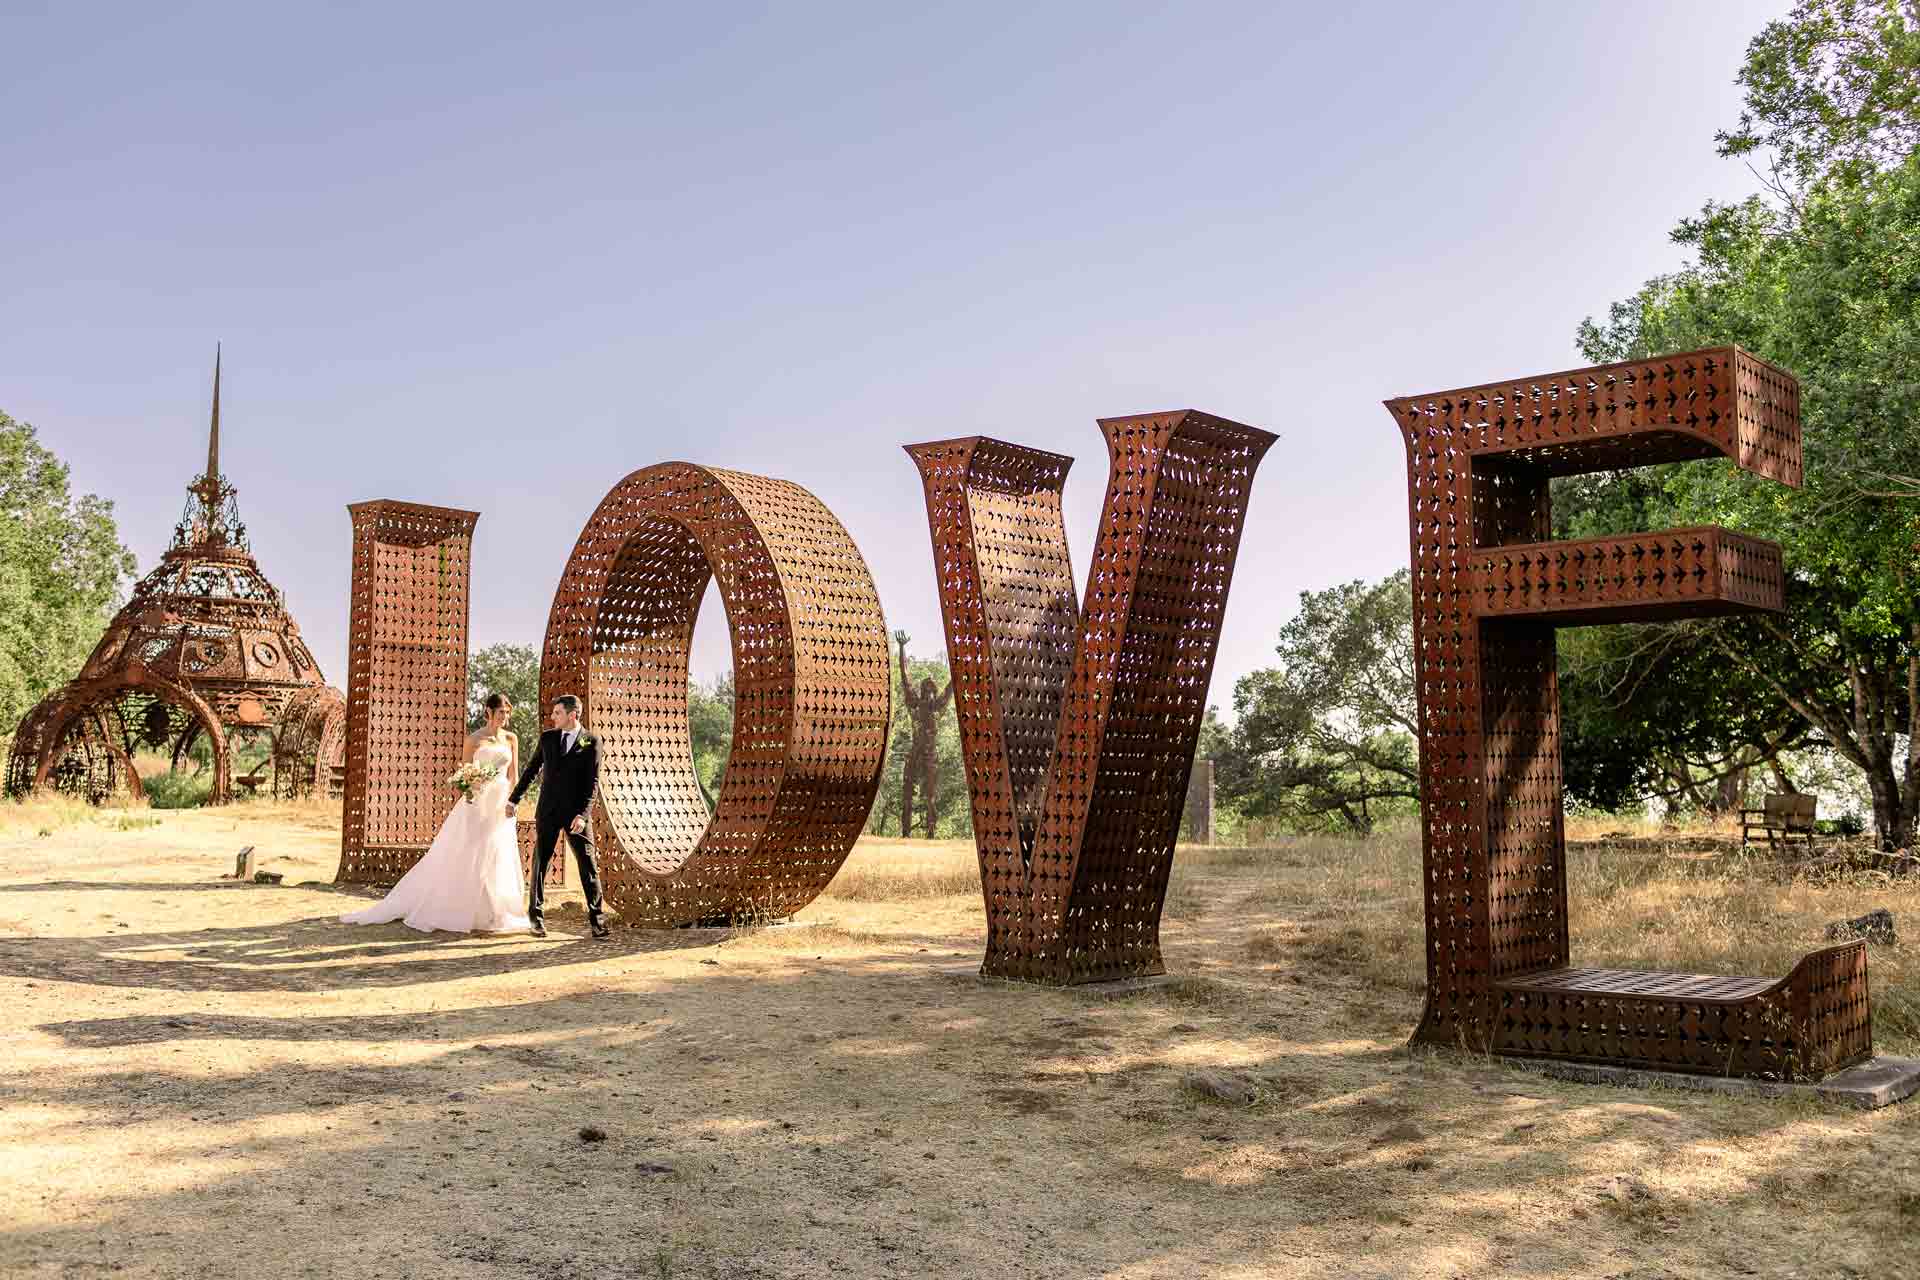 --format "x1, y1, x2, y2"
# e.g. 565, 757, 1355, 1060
530, 816, 605, 925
